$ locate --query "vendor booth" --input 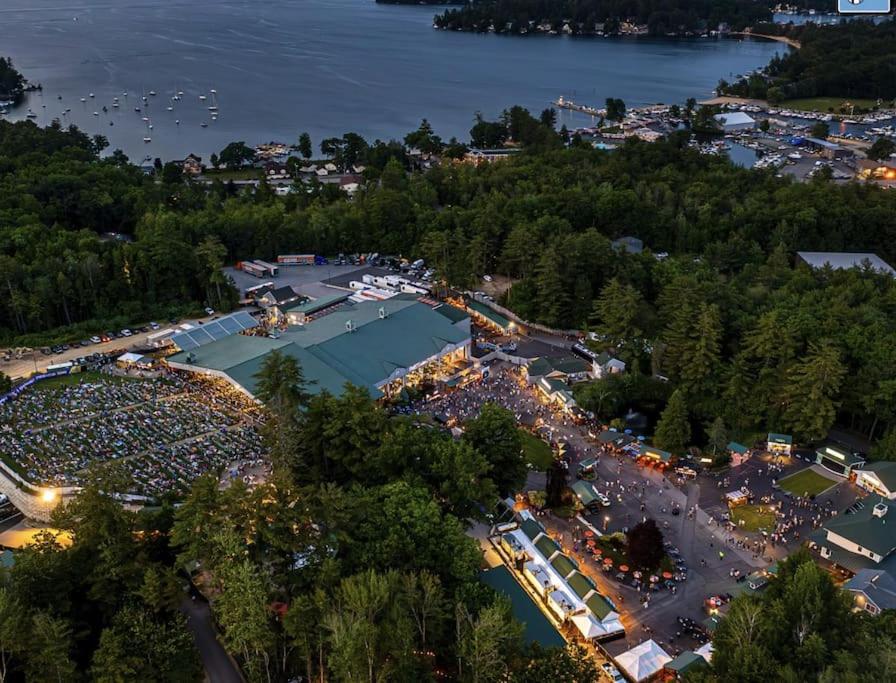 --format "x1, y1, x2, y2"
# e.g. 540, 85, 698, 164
767, 433, 792, 455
